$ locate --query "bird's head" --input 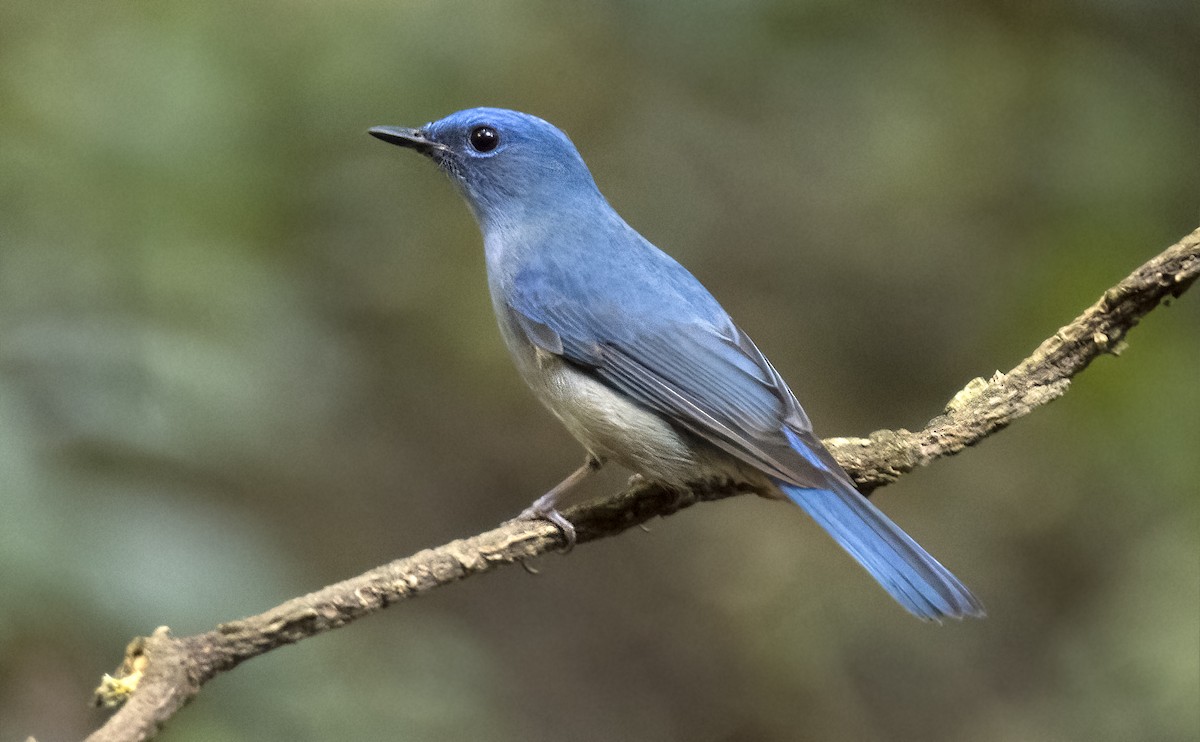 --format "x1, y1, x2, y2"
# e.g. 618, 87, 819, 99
370, 107, 602, 230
